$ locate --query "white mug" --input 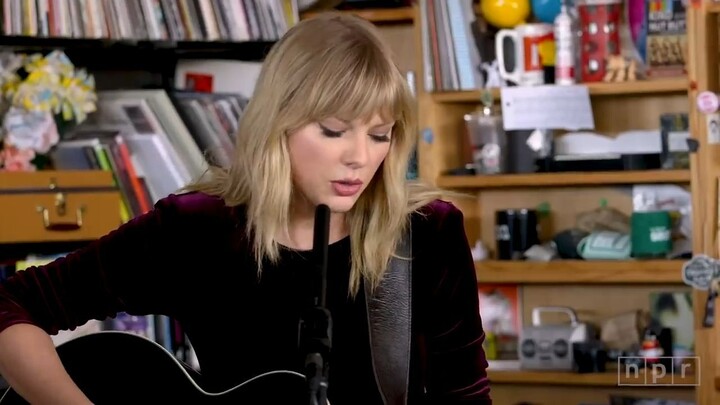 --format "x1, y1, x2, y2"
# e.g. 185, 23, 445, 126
495, 23, 554, 86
